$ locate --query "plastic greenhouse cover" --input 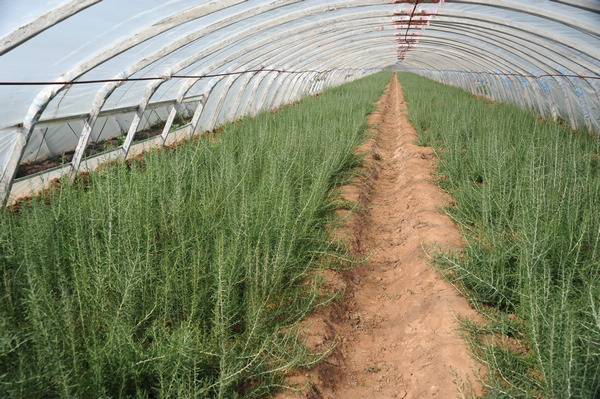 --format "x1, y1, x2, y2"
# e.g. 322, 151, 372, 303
0, 0, 599, 205
0, 0, 66, 41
